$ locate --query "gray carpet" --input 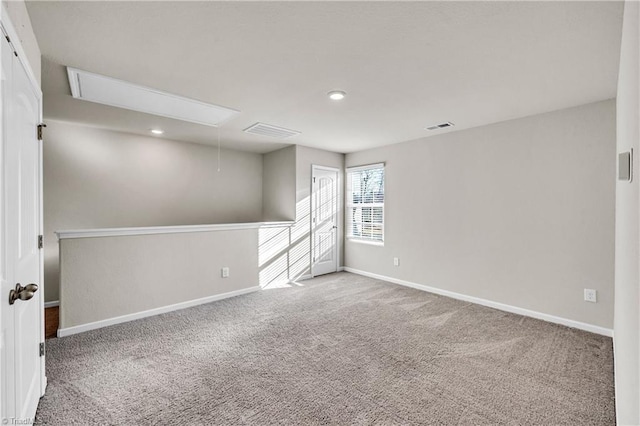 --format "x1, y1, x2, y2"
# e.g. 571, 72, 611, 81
35, 272, 615, 425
